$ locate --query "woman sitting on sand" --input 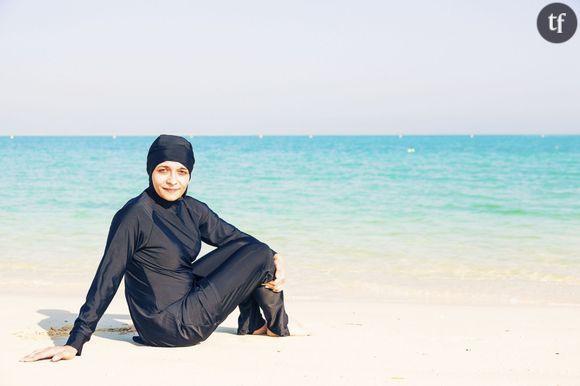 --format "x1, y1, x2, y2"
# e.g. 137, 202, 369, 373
21, 134, 290, 362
